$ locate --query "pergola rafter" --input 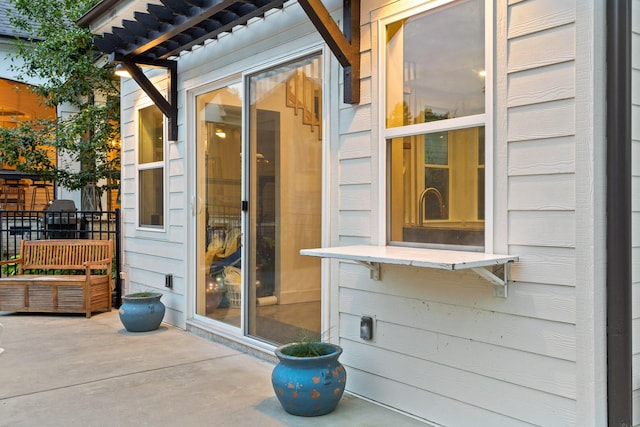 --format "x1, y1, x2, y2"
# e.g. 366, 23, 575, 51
81, 0, 360, 140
